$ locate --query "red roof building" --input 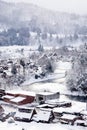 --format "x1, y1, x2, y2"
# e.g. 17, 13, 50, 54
3, 91, 35, 105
